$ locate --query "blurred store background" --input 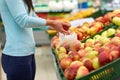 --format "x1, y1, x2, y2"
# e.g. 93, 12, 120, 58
1, 0, 120, 80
